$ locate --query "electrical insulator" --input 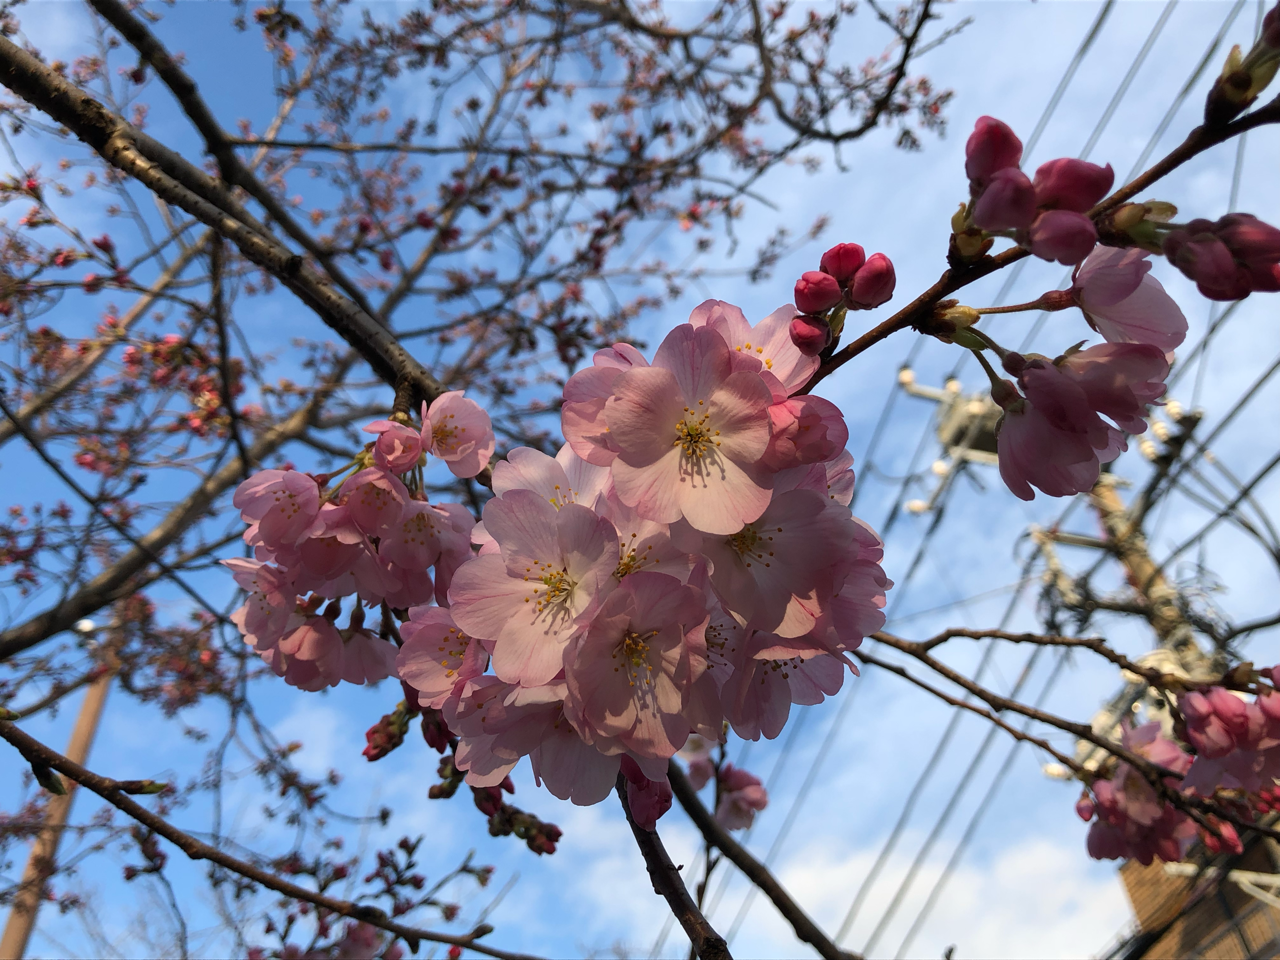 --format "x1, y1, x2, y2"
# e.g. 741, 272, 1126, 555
944, 378, 962, 394
1139, 437, 1158, 461
897, 367, 915, 386
905, 499, 929, 514
1151, 420, 1170, 441
1165, 398, 1184, 421
931, 459, 950, 476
